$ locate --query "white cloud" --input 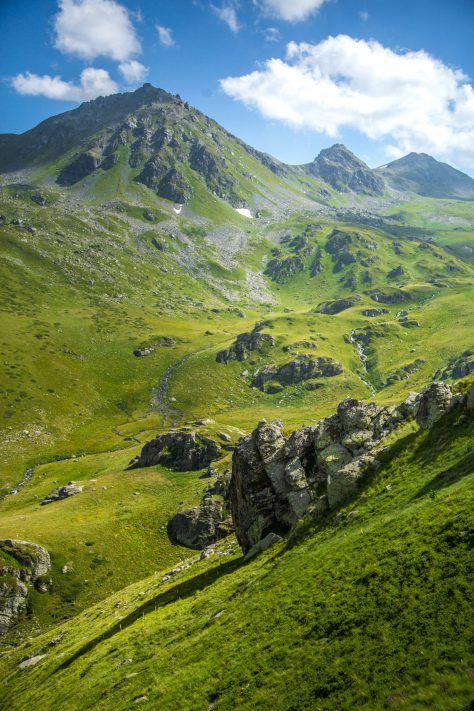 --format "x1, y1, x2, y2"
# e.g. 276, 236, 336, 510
257, 0, 328, 22
12, 67, 118, 101
264, 26, 281, 42
54, 0, 141, 61
359, 10, 369, 21
118, 60, 148, 83
211, 3, 241, 33
156, 24, 175, 47
220, 35, 474, 169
